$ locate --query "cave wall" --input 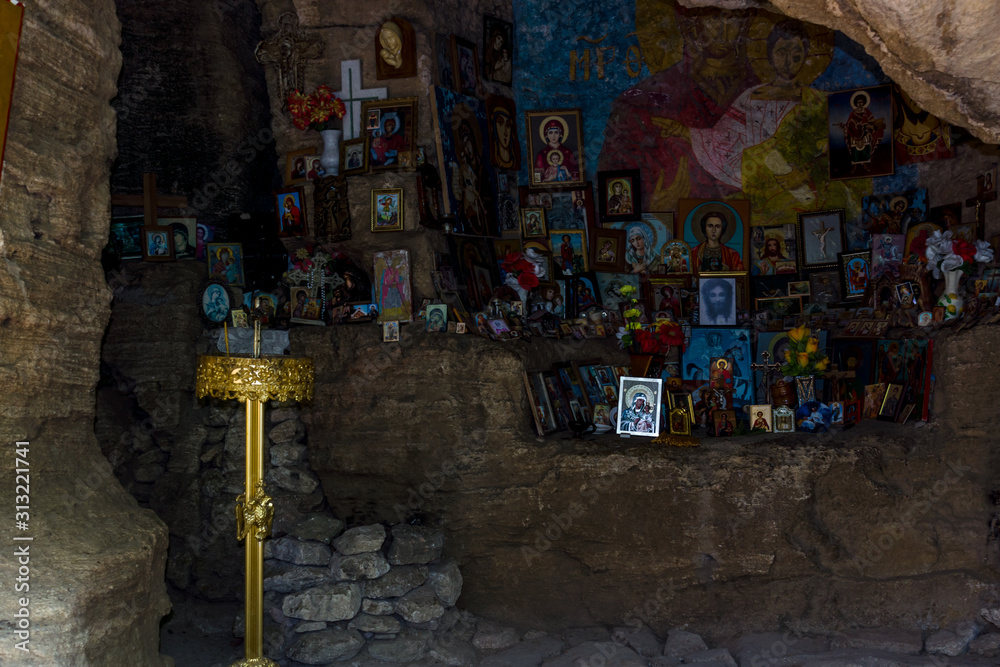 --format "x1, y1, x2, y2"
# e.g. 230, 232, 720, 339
296, 325, 1000, 640
0, 0, 170, 664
